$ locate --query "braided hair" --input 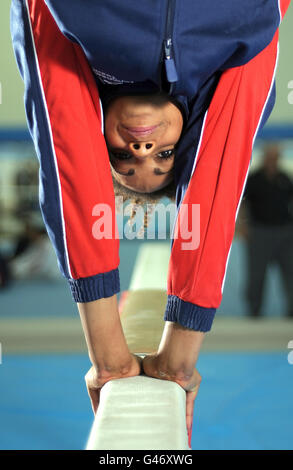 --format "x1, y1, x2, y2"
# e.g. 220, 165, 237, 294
111, 168, 176, 234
